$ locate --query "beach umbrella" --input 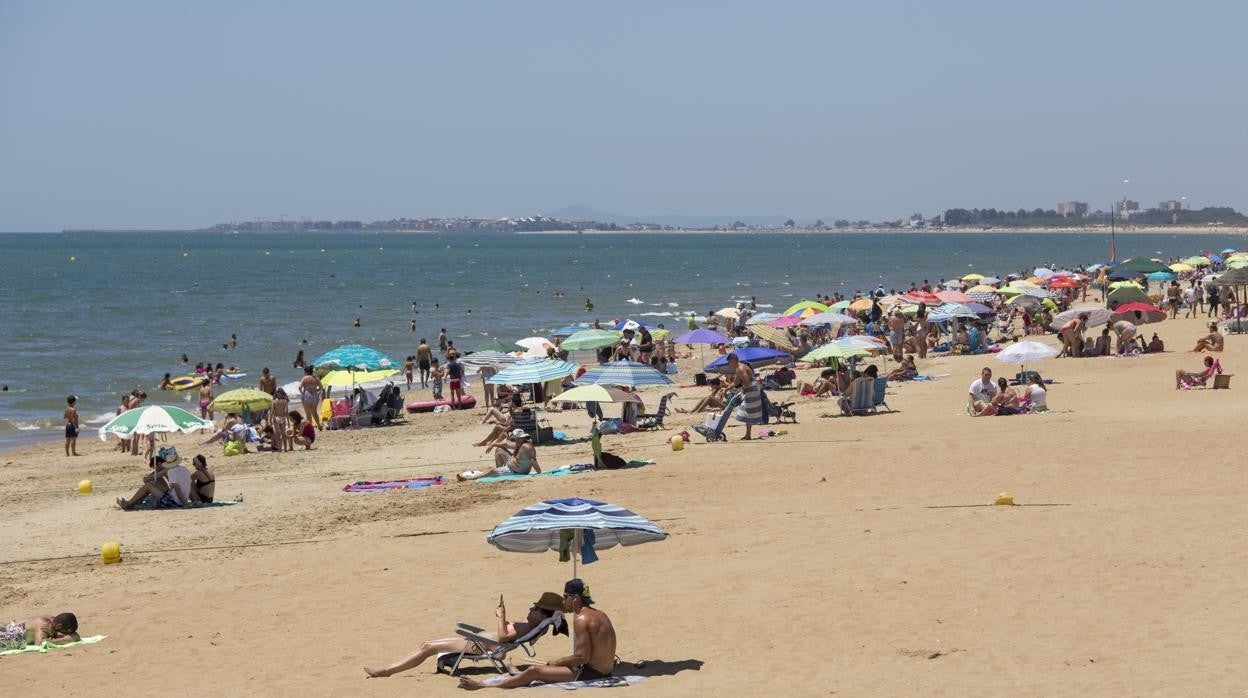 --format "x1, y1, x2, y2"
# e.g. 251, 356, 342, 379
674, 328, 731, 345
783, 300, 829, 316
1112, 302, 1166, 324
515, 336, 553, 350
1006, 295, 1042, 311
486, 359, 580, 385
313, 344, 398, 372
967, 290, 999, 305
98, 405, 214, 442
964, 302, 995, 315
715, 307, 741, 320
747, 324, 798, 352
554, 384, 642, 404
969, 284, 999, 293
769, 315, 801, 328
941, 279, 963, 289
459, 351, 522, 373
551, 325, 587, 338
936, 290, 974, 304
996, 341, 1059, 367
487, 497, 668, 576
1208, 254, 1224, 264
935, 302, 978, 319
1182, 255, 1211, 267
1119, 258, 1170, 274
746, 312, 781, 325
997, 286, 1024, 297
612, 319, 655, 331
1033, 267, 1057, 279
1046, 276, 1079, 289
800, 312, 857, 326
1147, 271, 1177, 282
837, 335, 888, 351
1168, 263, 1195, 272
848, 298, 873, 312
901, 291, 941, 305
1106, 285, 1149, 310
472, 338, 518, 353
577, 360, 674, 388
560, 329, 622, 351
1050, 306, 1114, 330
1228, 260, 1248, 269
207, 388, 274, 414
827, 300, 851, 312
961, 273, 984, 281
805, 342, 871, 362
1222, 248, 1238, 255
979, 276, 1002, 285
704, 347, 792, 373
320, 369, 397, 389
